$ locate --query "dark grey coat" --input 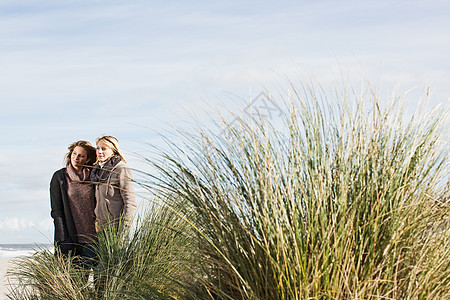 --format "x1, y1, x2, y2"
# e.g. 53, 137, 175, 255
50, 168, 77, 245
